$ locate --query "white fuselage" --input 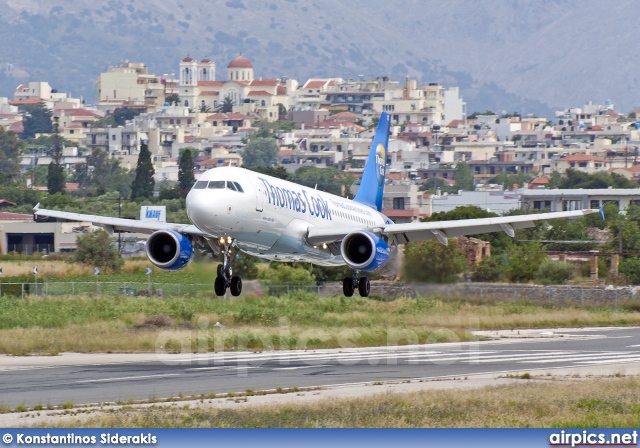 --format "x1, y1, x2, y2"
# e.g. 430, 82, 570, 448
185, 167, 390, 266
